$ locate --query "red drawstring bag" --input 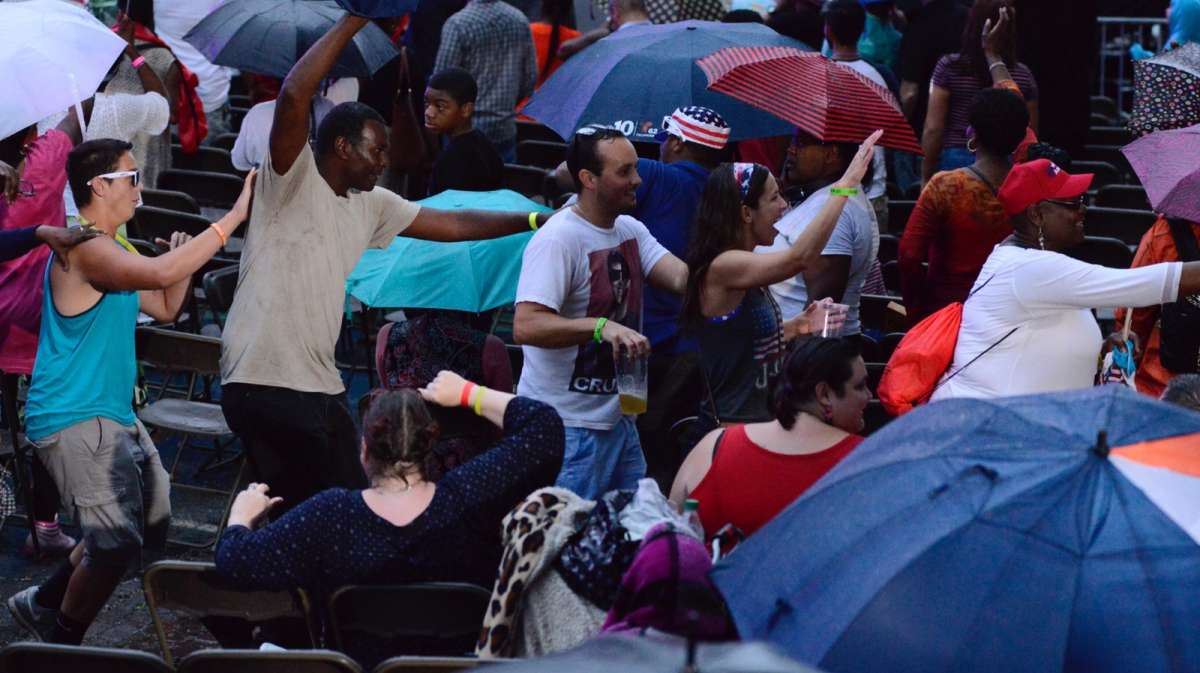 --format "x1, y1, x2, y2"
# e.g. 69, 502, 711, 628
878, 275, 1017, 416
877, 302, 964, 416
